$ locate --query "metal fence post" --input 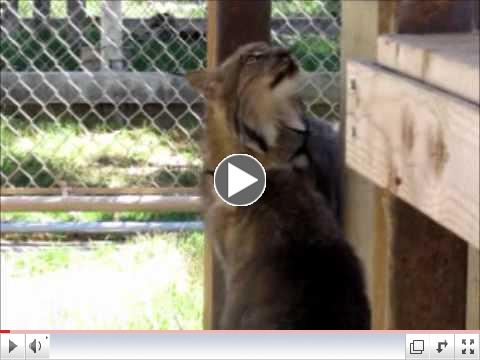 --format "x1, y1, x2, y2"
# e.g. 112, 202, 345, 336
1, 0, 19, 32
67, 0, 87, 51
33, 0, 50, 28
101, 0, 124, 70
